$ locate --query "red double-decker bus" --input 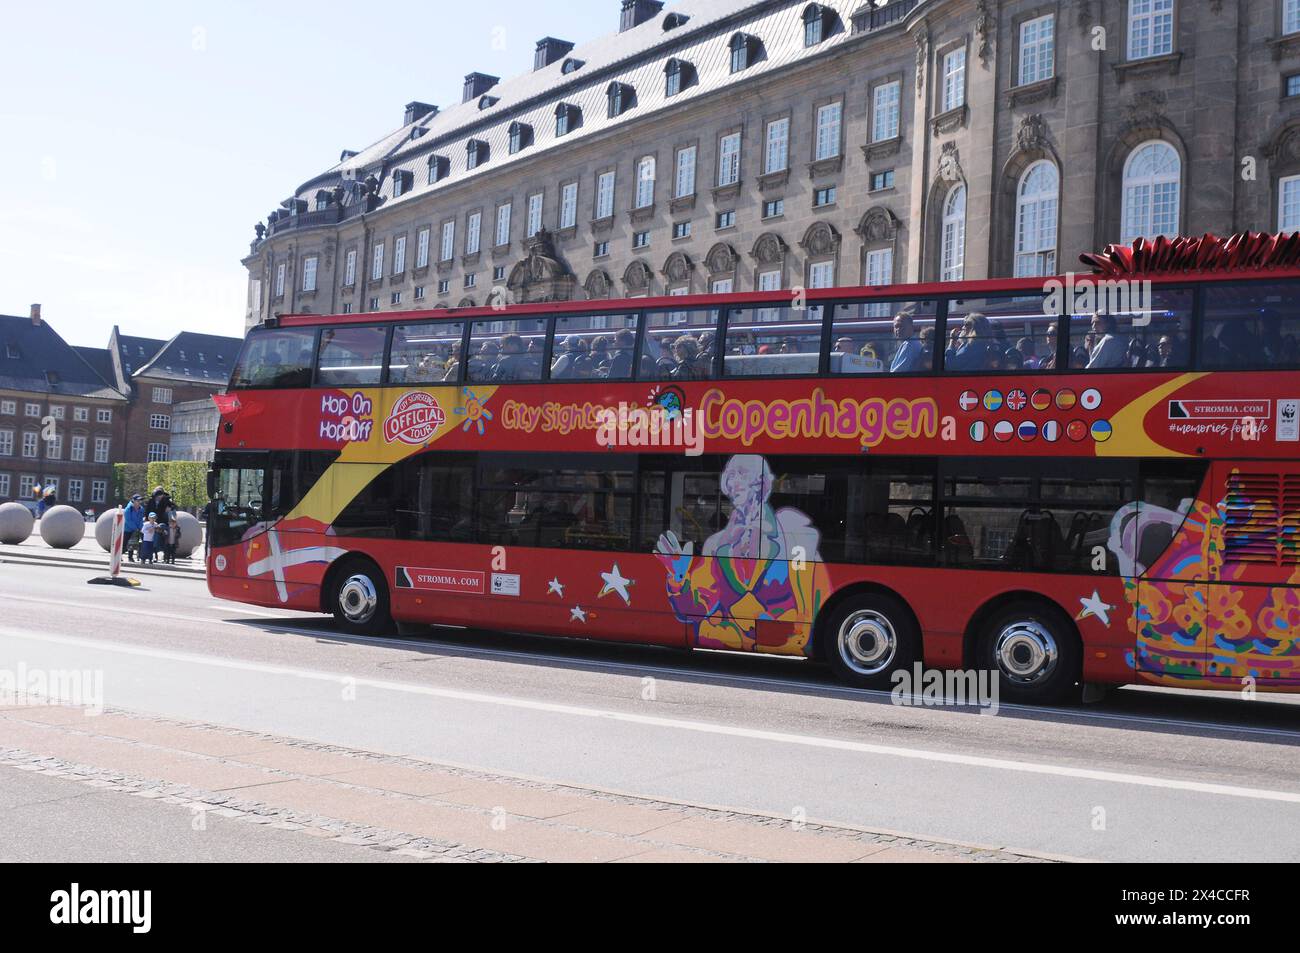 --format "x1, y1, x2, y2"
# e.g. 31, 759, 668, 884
207, 235, 1300, 704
